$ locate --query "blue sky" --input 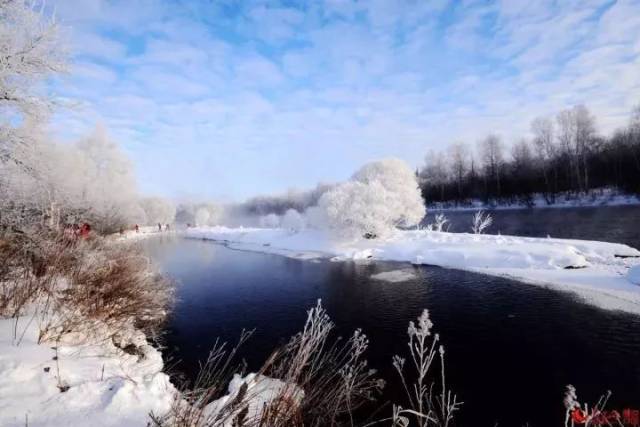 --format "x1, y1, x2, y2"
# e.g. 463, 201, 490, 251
49, 0, 640, 201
